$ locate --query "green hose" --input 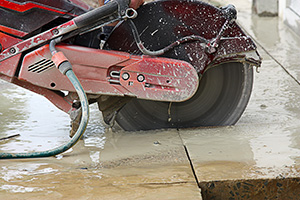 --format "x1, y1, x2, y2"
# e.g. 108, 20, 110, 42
0, 69, 89, 159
